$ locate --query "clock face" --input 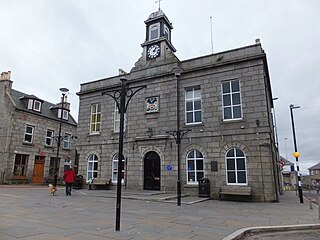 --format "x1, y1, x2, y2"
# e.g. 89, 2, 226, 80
147, 44, 160, 59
